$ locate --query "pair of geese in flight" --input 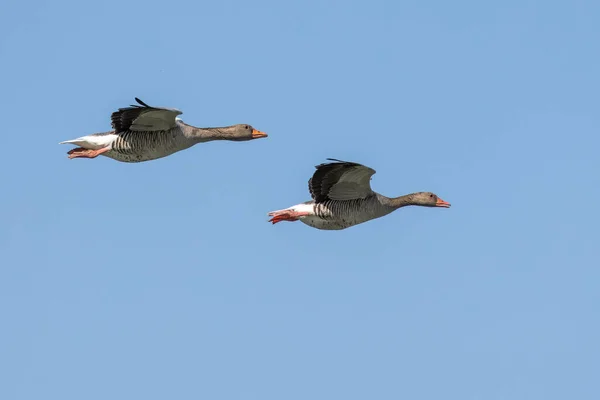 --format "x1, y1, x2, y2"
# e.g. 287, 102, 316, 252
60, 98, 451, 230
